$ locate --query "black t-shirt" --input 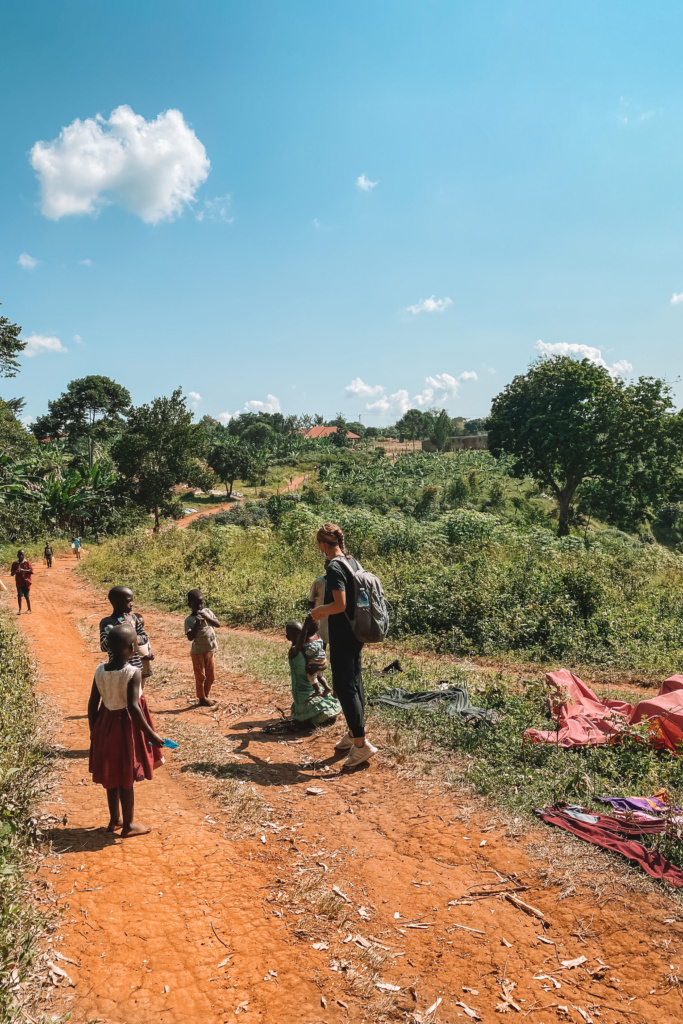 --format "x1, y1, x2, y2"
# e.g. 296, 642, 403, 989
325, 556, 359, 621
